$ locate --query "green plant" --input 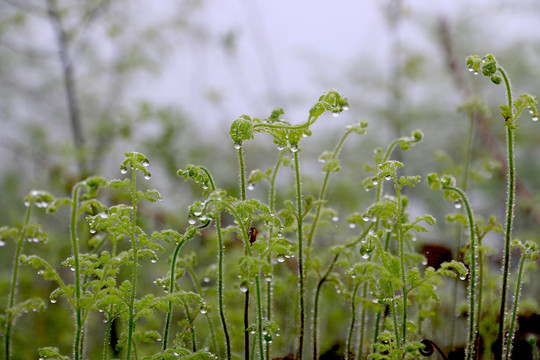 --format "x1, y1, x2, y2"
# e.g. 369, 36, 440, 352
1, 59, 539, 360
